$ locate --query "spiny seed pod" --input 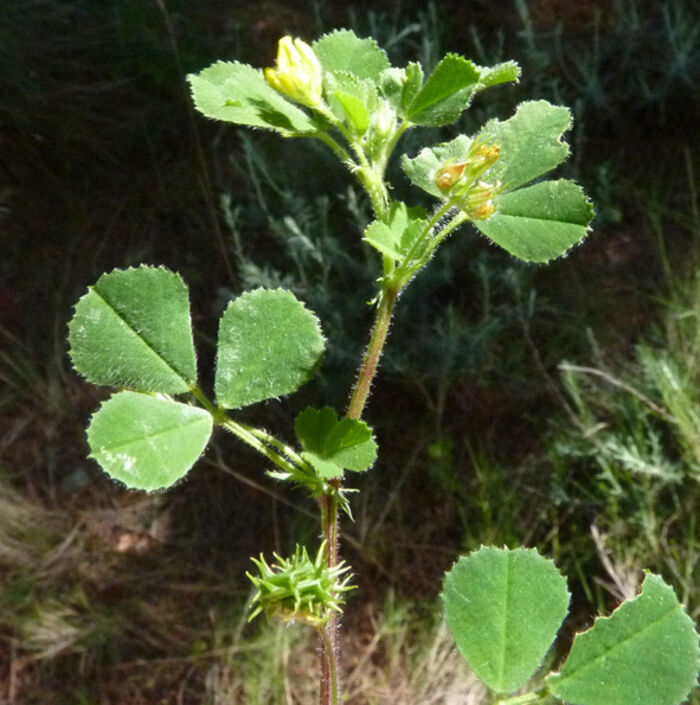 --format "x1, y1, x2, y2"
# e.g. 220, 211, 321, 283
247, 541, 355, 627
264, 36, 324, 109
